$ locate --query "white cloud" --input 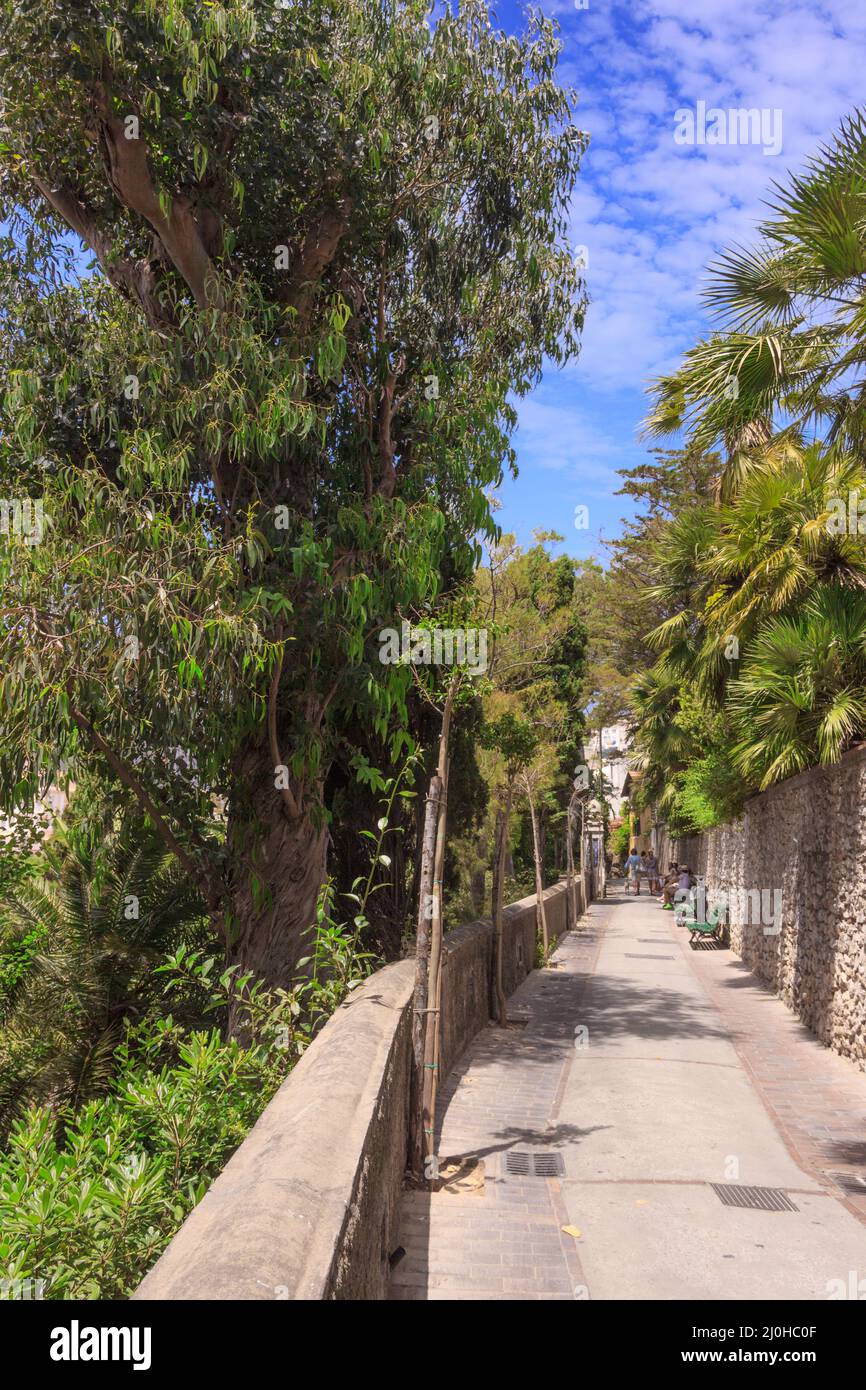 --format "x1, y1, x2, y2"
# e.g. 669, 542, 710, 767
549, 0, 865, 390
499, 1, 864, 544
